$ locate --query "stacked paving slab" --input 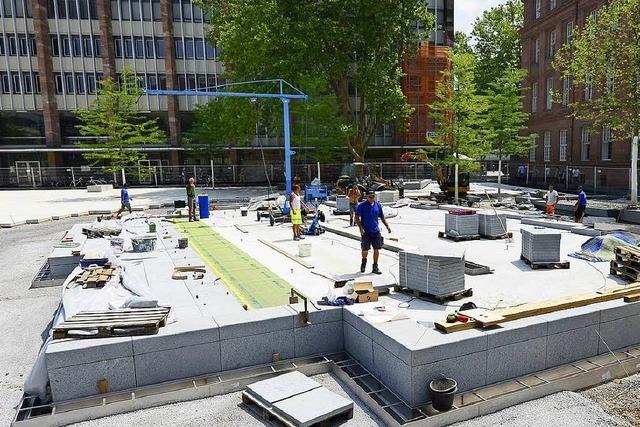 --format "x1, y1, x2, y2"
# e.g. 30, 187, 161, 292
478, 212, 508, 237
445, 213, 479, 237
399, 251, 465, 297
336, 197, 350, 212
521, 226, 562, 263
